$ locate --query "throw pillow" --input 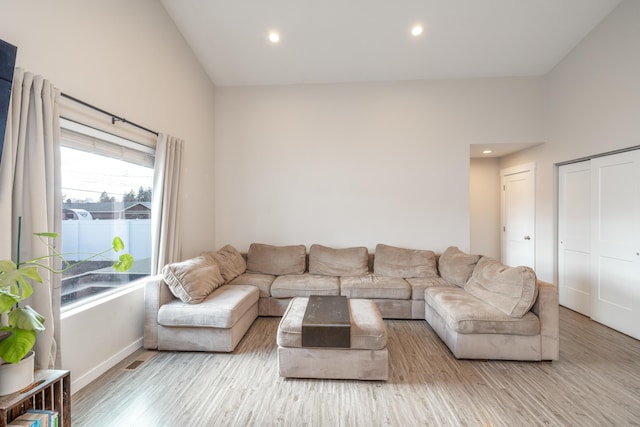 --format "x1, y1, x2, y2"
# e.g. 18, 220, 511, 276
438, 246, 481, 286
202, 244, 247, 283
373, 243, 438, 278
308, 244, 369, 276
162, 256, 225, 304
247, 243, 306, 275
464, 256, 538, 318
